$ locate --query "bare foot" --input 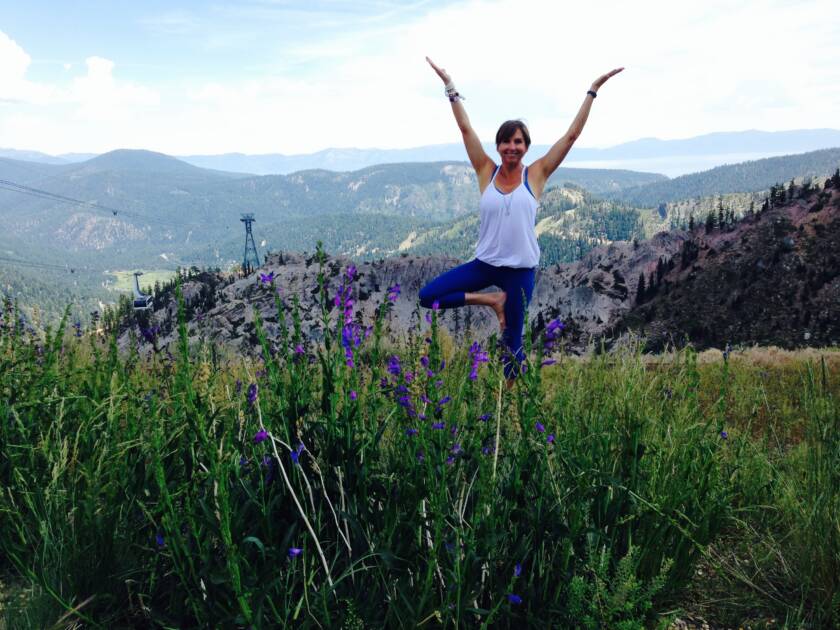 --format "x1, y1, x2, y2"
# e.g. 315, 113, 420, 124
488, 291, 506, 331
